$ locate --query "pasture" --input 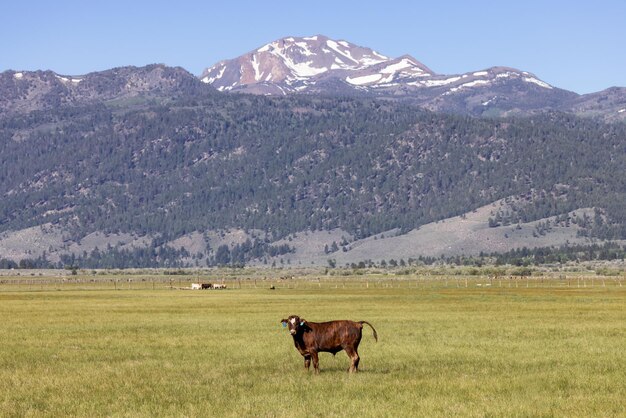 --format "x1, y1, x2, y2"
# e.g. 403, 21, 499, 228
1, 274, 625, 417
